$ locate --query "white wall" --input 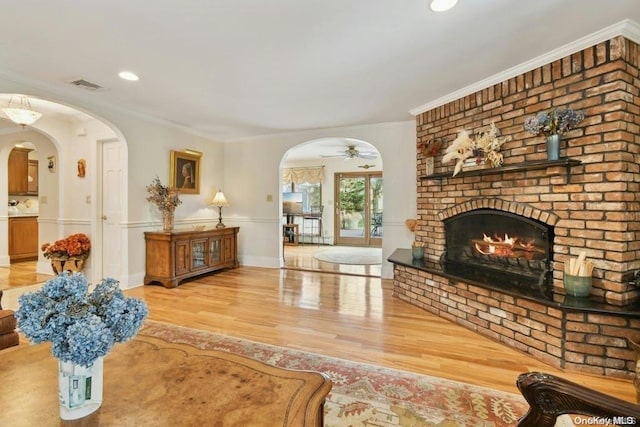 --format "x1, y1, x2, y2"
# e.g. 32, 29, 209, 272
0, 77, 225, 287
1, 76, 416, 283
224, 121, 417, 278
